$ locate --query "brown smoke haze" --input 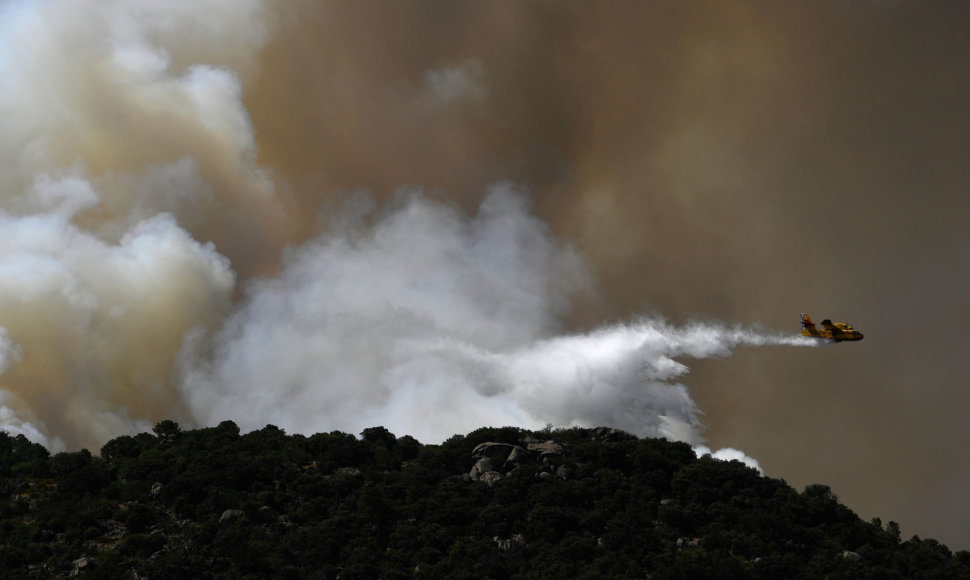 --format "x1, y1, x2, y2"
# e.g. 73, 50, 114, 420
1, 0, 969, 549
